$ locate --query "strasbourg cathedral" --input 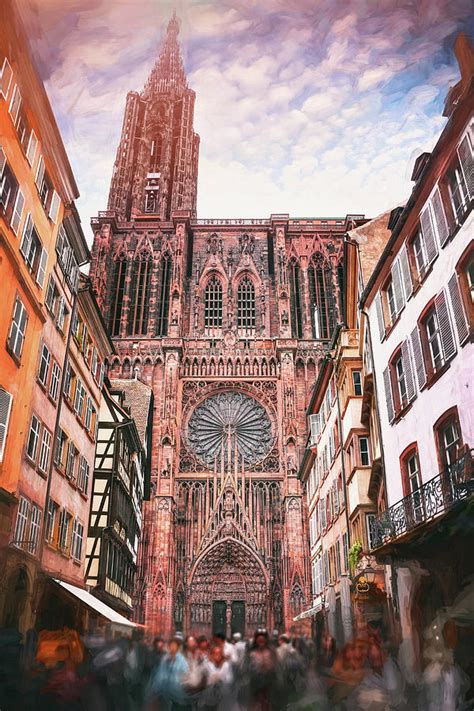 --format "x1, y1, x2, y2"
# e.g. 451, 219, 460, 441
89, 15, 366, 637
